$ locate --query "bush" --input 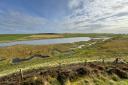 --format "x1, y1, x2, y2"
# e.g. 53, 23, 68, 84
76, 67, 89, 76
